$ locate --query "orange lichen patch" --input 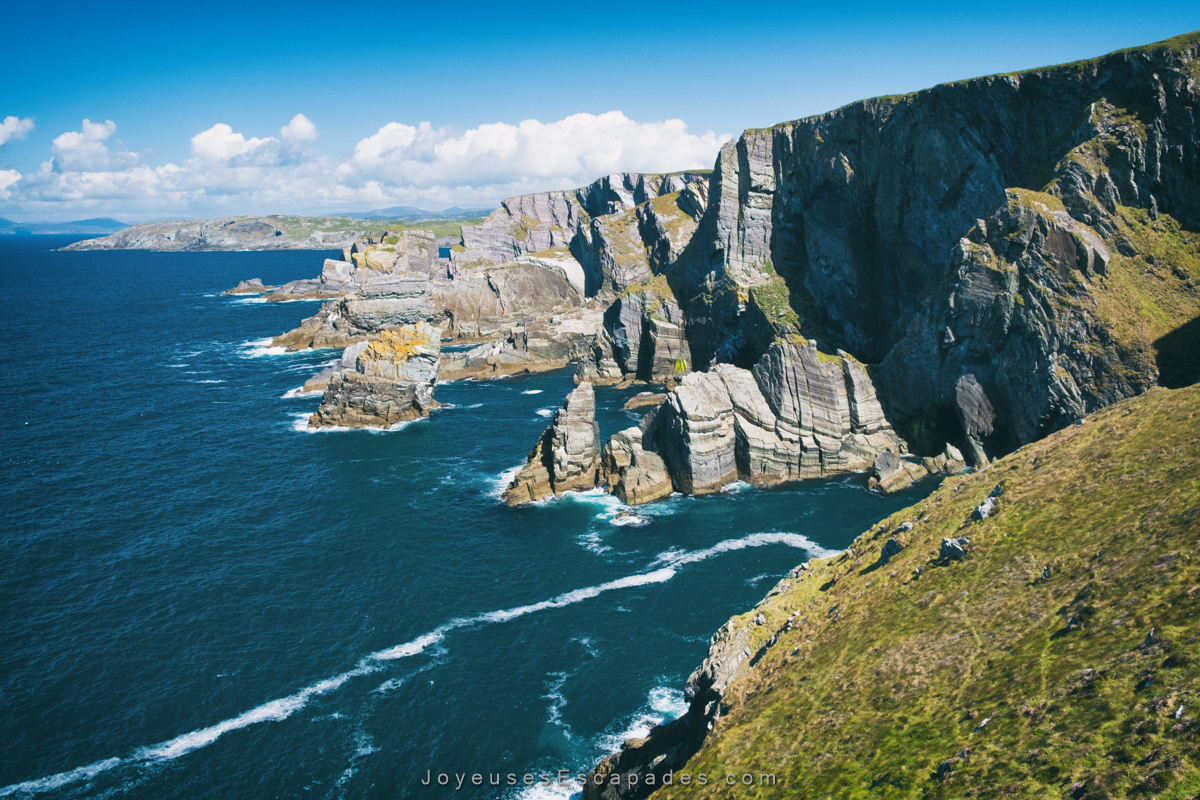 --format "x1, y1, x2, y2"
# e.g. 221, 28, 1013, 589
362, 327, 430, 363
